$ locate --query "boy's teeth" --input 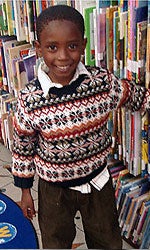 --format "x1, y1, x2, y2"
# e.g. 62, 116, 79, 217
58, 66, 69, 70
